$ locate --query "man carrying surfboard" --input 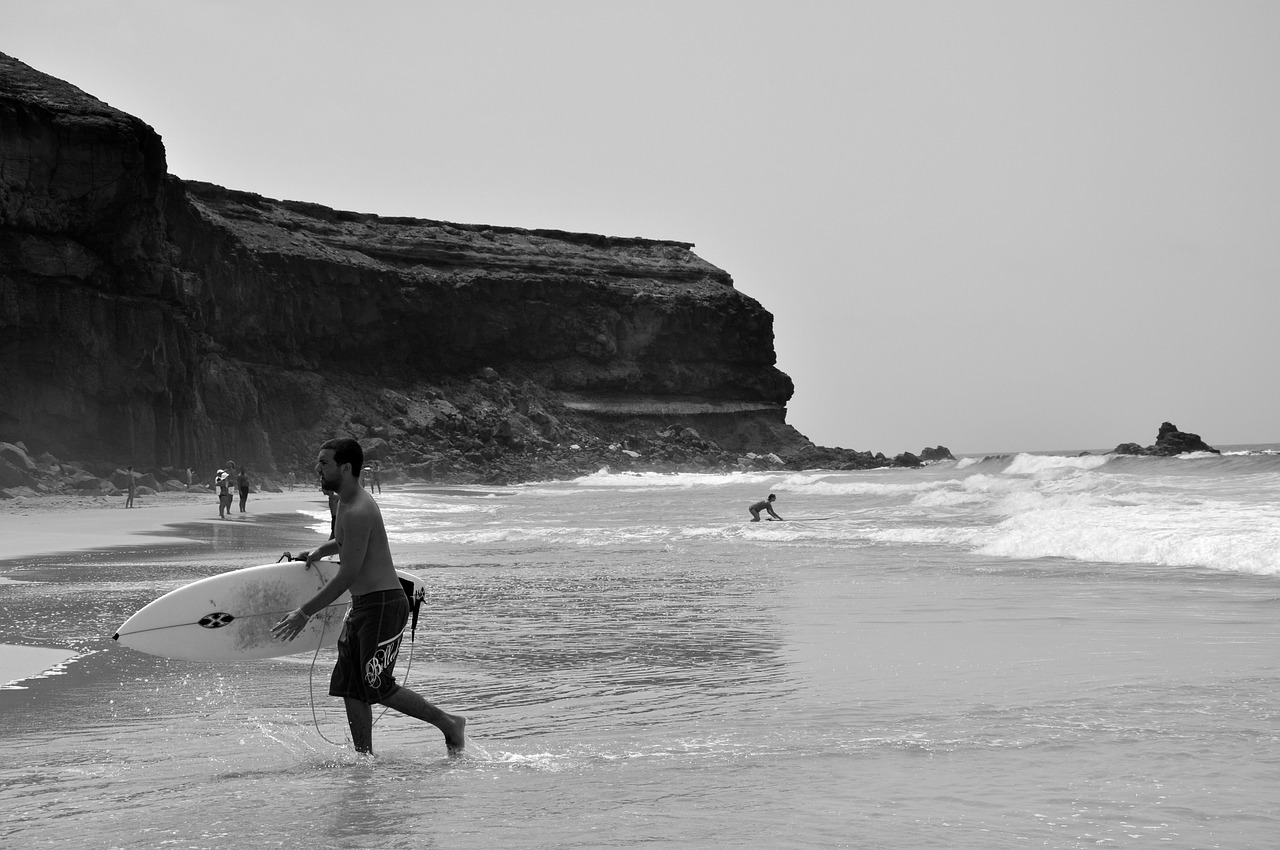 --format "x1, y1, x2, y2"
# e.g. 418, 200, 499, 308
748, 493, 784, 522
271, 437, 466, 756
